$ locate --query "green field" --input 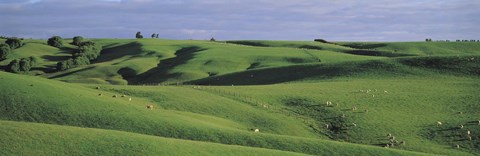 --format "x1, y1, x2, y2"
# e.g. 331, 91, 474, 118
0, 38, 479, 155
